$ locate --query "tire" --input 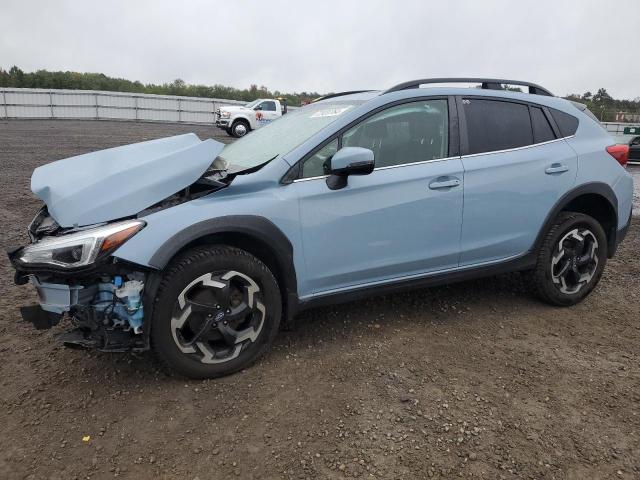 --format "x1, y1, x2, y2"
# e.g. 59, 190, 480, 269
532, 211, 607, 306
151, 246, 281, 379
225, 127, 233, 136
230, 120, 250, 138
